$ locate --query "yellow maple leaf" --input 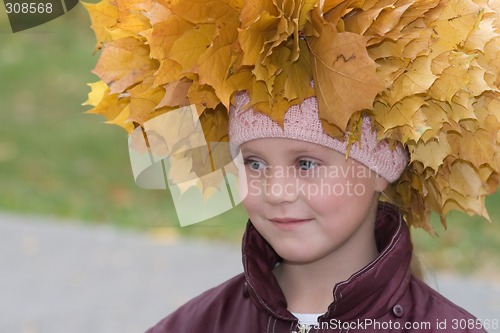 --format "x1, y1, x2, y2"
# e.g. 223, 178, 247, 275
450, 128, 498, 167
196, 13, 241, 108
188, 80, 223, 112
252, 93, 296, 129
136, 0, 172, 25
438, 160, 492, 220
483, 39, 500, 88
447, 161, 484, 196
386, 56, 437, 106
105, 105, 135, 133
401, 30, 434, 59
158, 78, 192, 109
82, 81, 109, 108
92, 37, 159, 94
239, 10, 277, 73
107, 0, 151, 40
239, 0, 316, 98
257, 39, 314, 104
171, 25, 217, 73
365, 2, 413, 36
449, 92, 477, 122
153, 59, 184, 87
409, 132, 451, 172
464, 8, 498, 51
429, 53, 472, 103
172, 0, 243, 24
277, 40, 315, 102
374, 96, 429, 142
309, 29, 386, 131
165, 105, 232, 198
418, 100, 448, 142
432, 0, 482, 52
343, 5, 386, 35
467, 61, 495, 96
83, 81, 132, 132
82, 0, 118, 50
127, 78, 168, 125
